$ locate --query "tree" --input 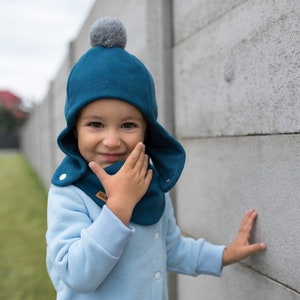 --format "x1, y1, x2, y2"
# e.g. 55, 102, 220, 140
0, 105, 25, 134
